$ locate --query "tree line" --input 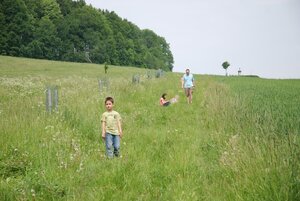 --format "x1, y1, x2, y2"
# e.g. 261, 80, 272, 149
0, 0, 174, 71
